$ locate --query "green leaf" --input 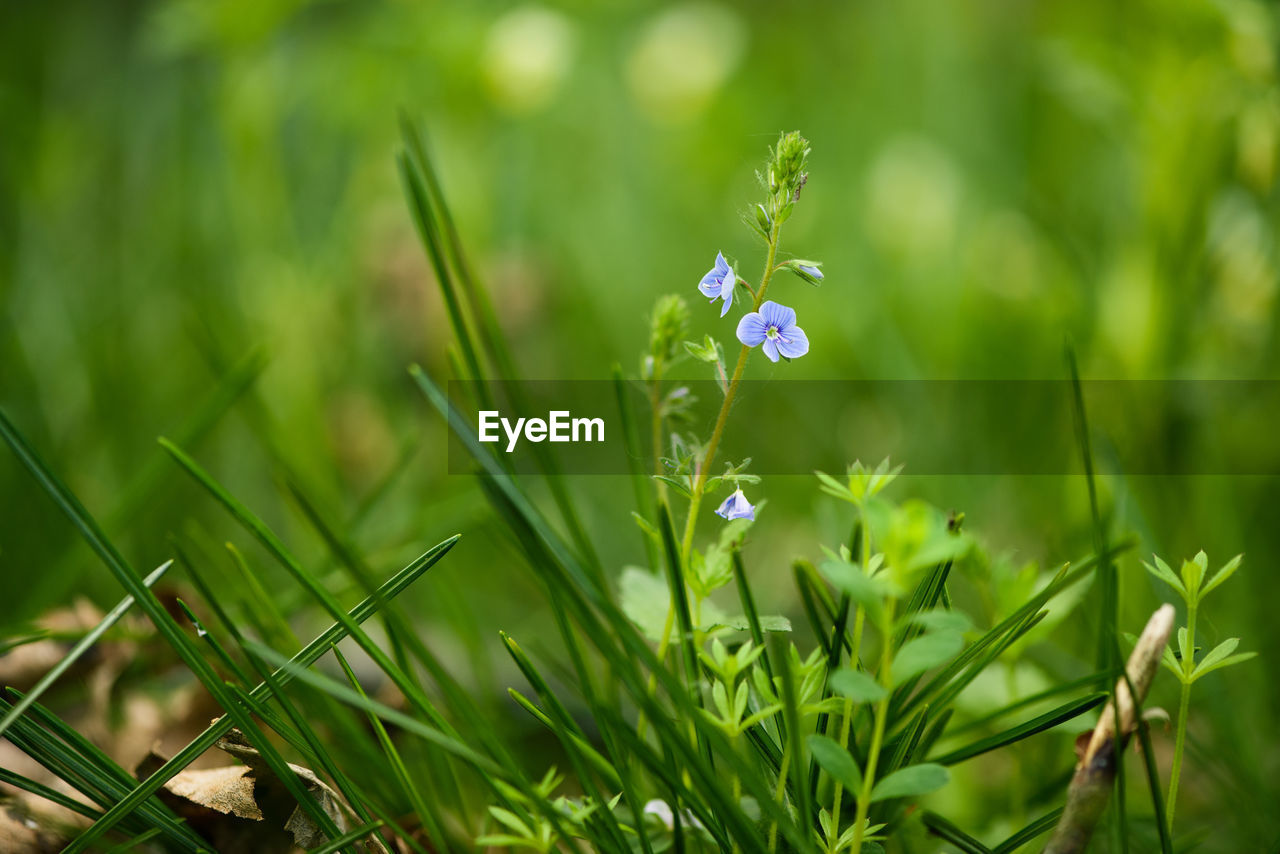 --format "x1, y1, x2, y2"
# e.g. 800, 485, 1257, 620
691, 542, 734, 596
711, 614, 793, 633
806, 734, 862, 793
828, 668, 887, 704
869, 763, 950, 803
819, 559, 887, 621
903, 609, 973, 635
619, 567, 673, 641
1177, 626, 1192, 669
1192, 636, 1239, 676
1191, 648, 1258, 681
815, 470, 857, 504
891, 632, 964, 686
1160, 644, 1186, 682
1200, 553, 1243, 599
1143, 556, 1185, 596
683, 334, 720, 363
653, 475, 693, 498
1181, 551, 1208, 598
